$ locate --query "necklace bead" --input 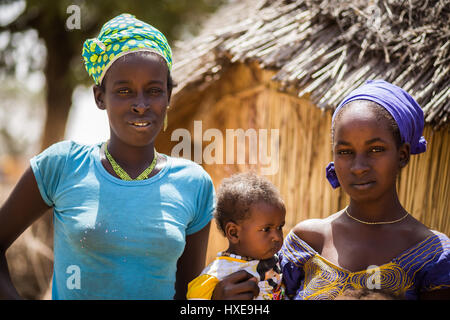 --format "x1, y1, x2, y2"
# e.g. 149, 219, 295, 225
104, 142, 157, 181
217, 251, 254, 261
